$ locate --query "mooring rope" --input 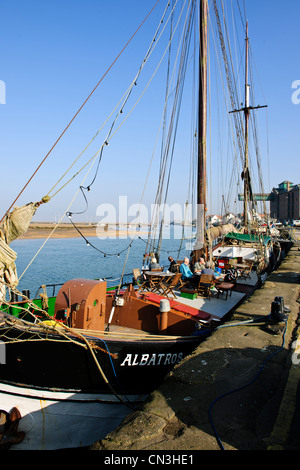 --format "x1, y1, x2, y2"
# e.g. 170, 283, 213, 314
0, 283, 138, 408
